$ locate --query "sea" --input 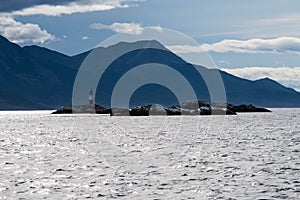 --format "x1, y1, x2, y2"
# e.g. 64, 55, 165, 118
0, 109, 299, 199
